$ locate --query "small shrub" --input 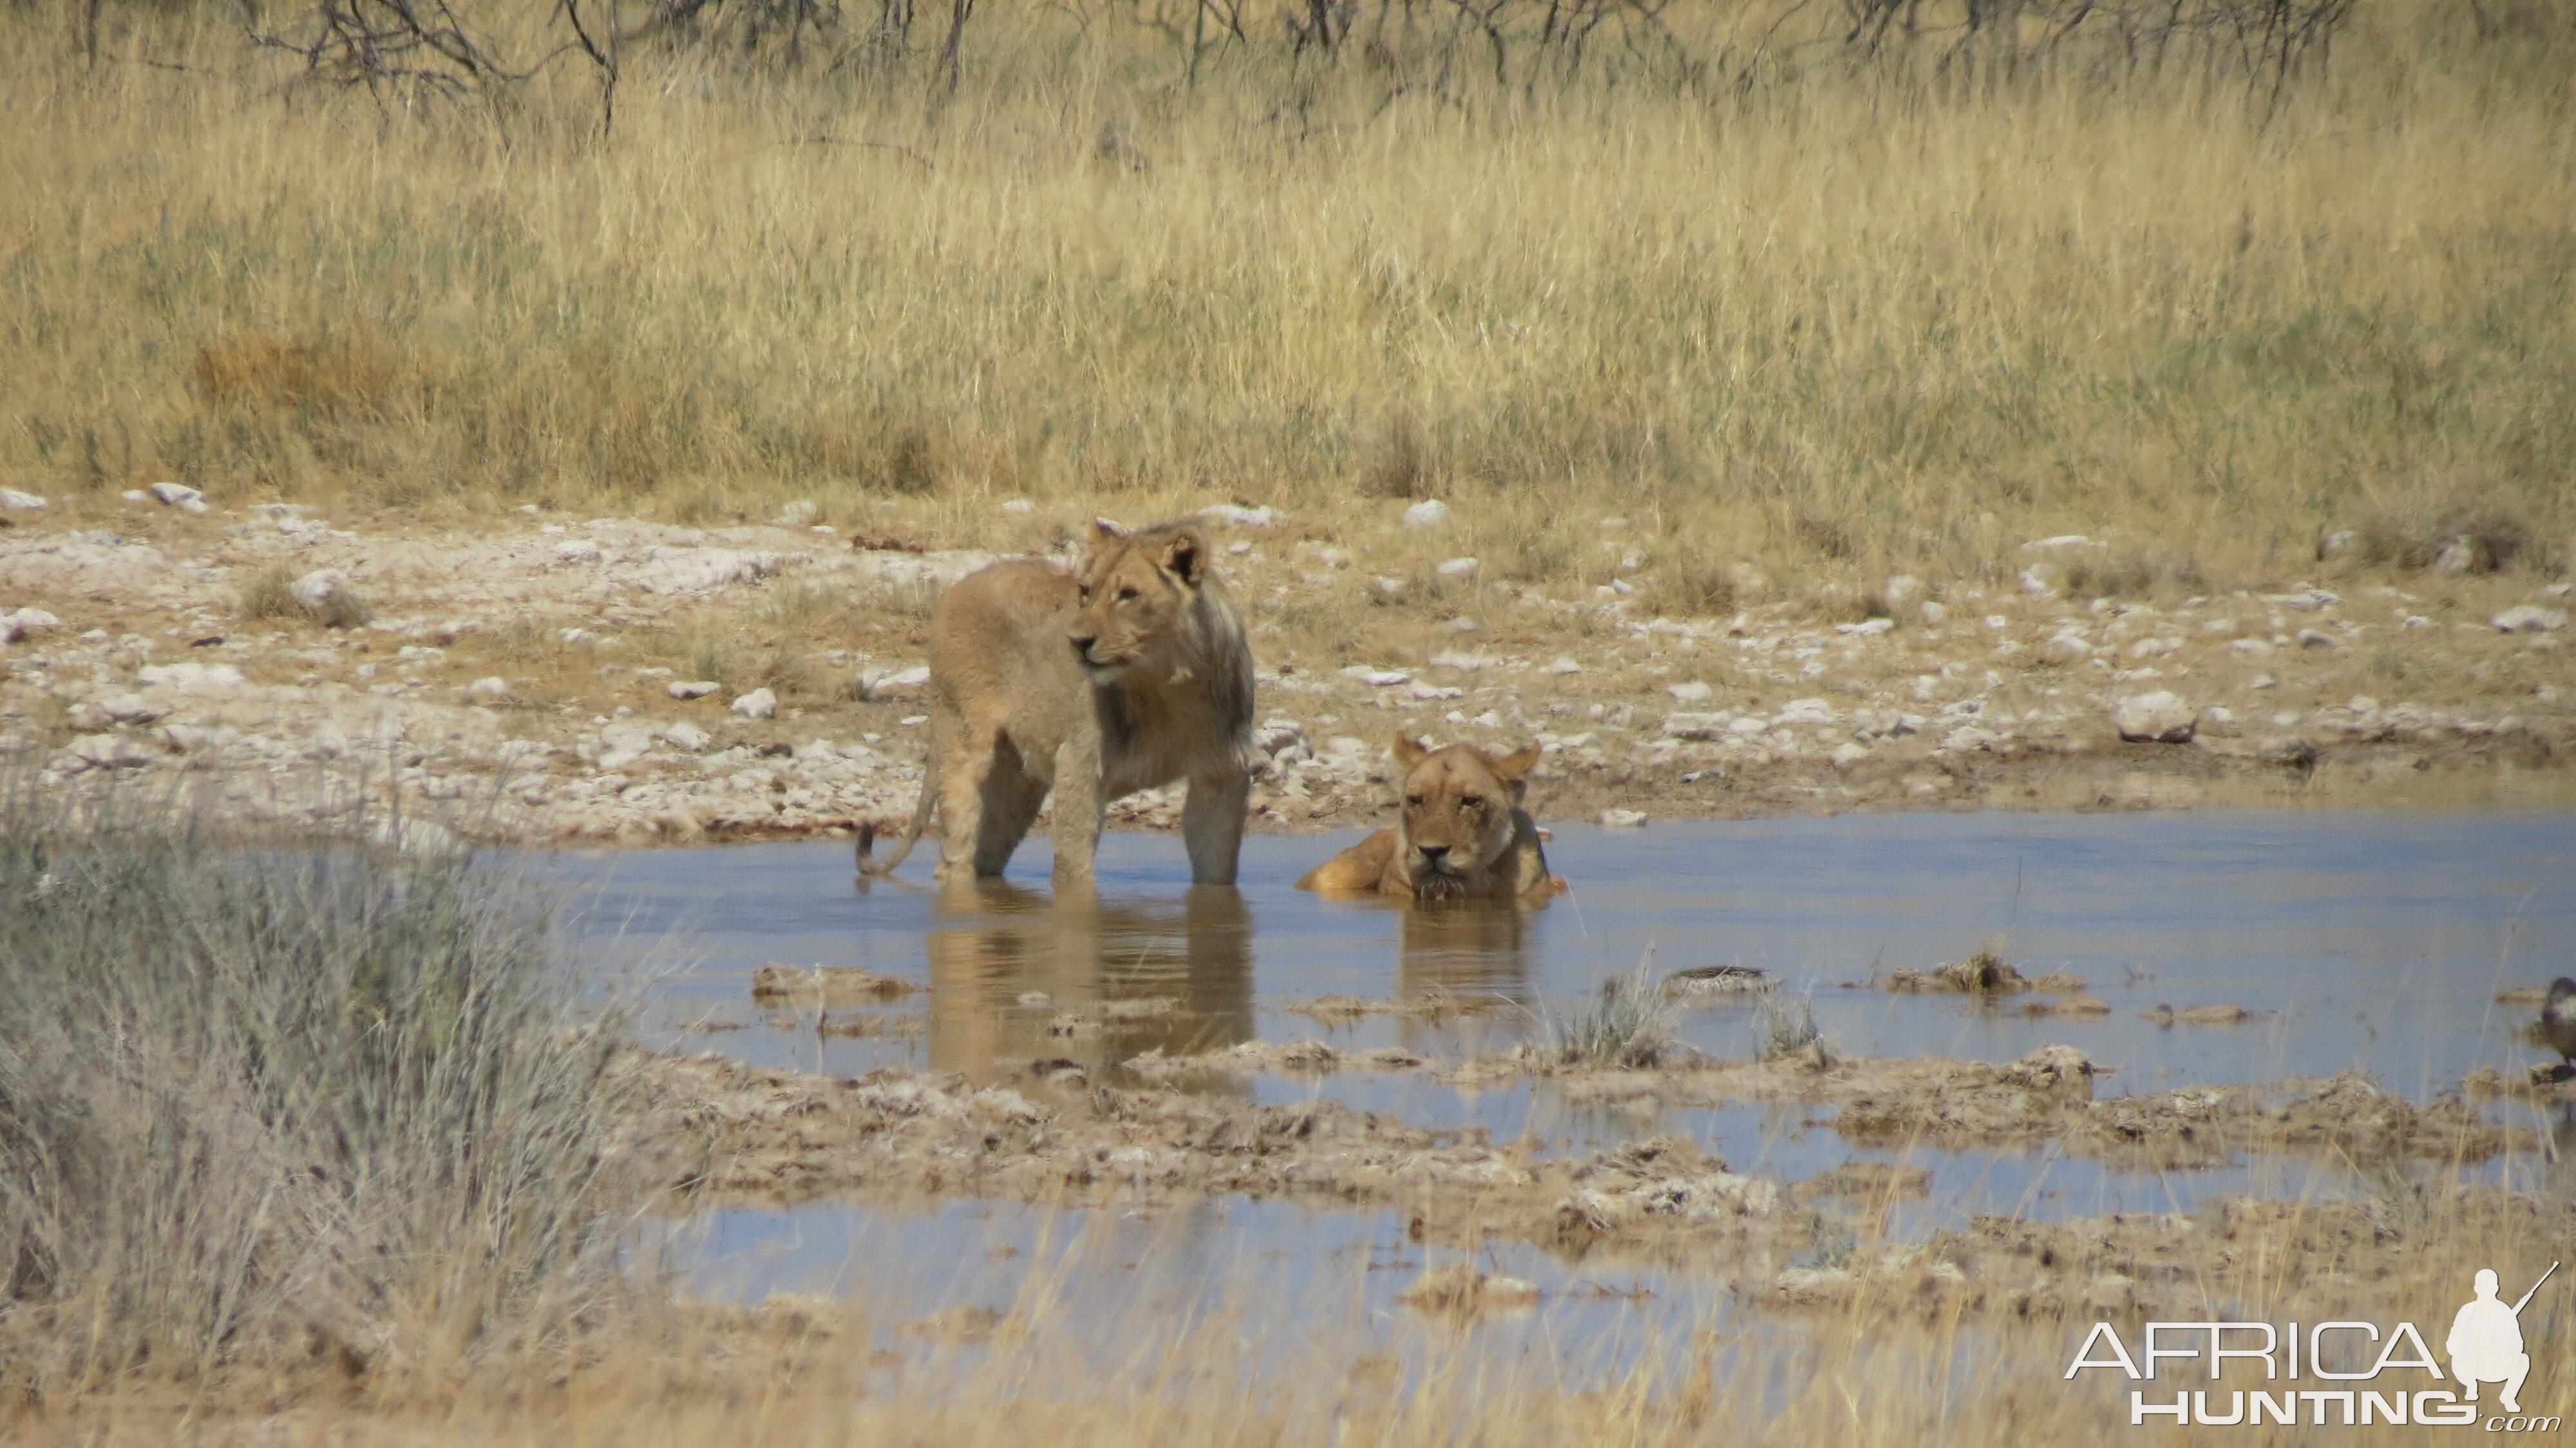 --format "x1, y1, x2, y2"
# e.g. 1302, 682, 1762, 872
1638, 557, 1738, 618
0, 788, 632, 1385
237, 562, 303, 621
2362, 497, 2530, 575
1359, 412, 1434, 500
1754, 993, 1821, 1062
1542, 960, 1675, 1069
